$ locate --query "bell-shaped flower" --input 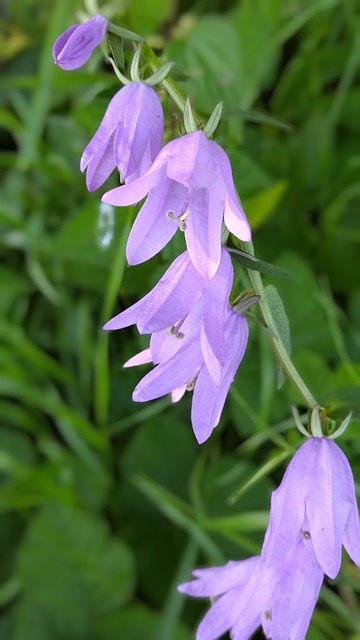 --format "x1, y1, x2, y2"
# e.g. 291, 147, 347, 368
104, 247, 233, 384
124, 304, 249, 444
102, 130, 251, 279
80, 82, 164, 191
52, 15, 107, 71
178, 534, 324, 640
262, 437, 360, 579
